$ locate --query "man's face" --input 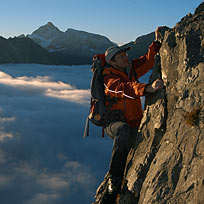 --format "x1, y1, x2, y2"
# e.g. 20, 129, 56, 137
110, 51, 130, 70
